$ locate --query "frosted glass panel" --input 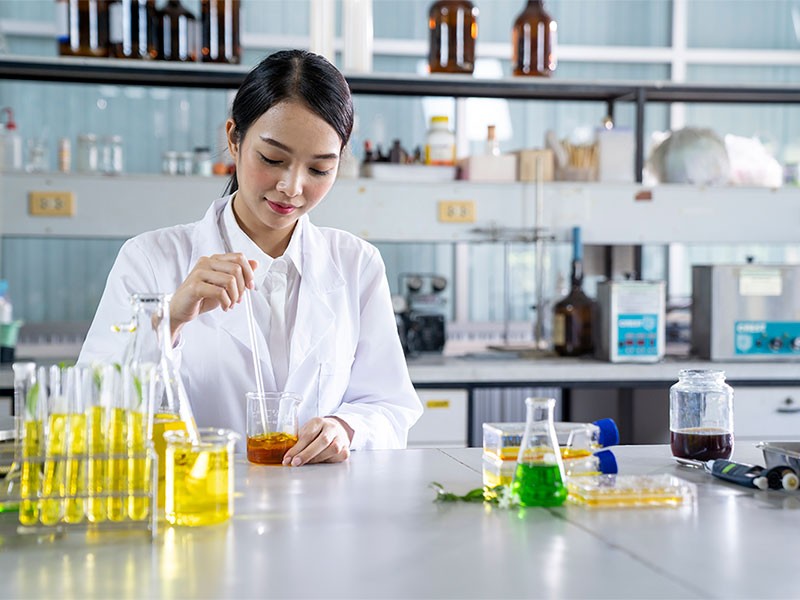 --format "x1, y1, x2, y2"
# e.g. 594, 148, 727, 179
687, 0, 798, 50
1, 237, 125, 322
